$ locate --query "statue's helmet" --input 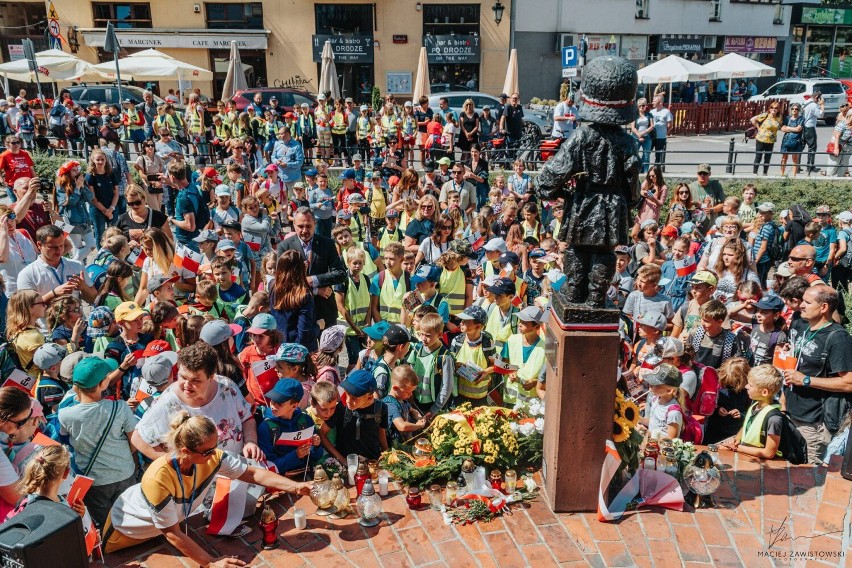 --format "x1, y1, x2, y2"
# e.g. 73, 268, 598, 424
577, 56, 639, 126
